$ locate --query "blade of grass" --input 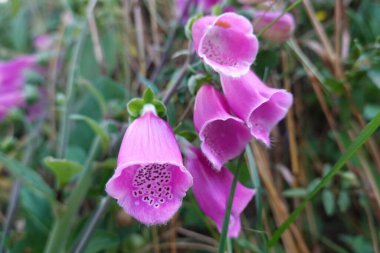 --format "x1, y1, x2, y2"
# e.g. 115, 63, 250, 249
268, 112, 380, 247
218, 153, 244, 253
